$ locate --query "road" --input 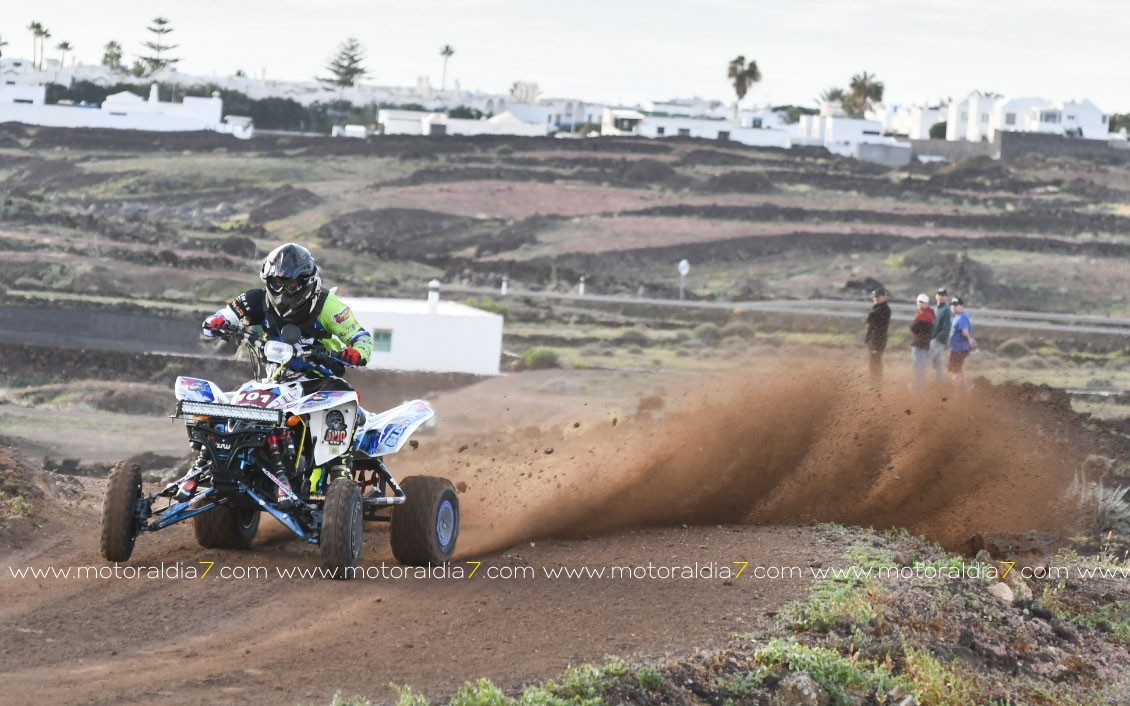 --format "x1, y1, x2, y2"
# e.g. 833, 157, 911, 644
445, 286, 1130, 338
2, 289, 1128, 364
